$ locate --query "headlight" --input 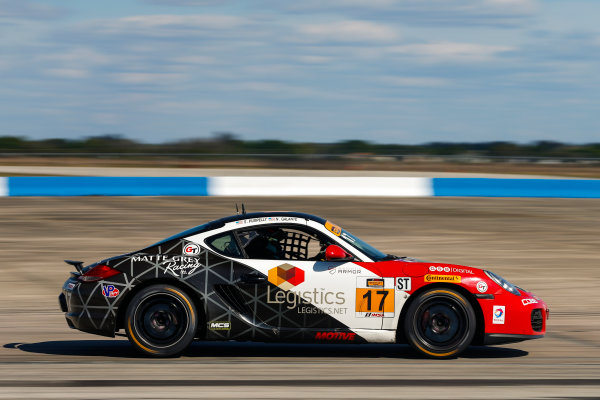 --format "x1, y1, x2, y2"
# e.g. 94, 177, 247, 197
484, 270, 521, 296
